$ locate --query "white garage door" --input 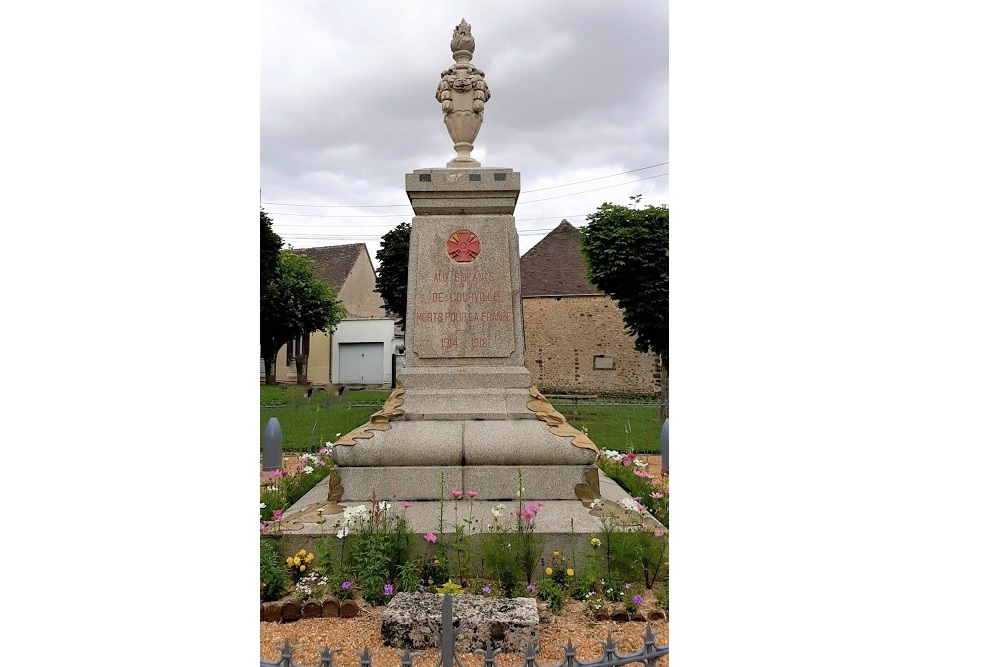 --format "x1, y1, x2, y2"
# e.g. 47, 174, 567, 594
338, 342, 384, 384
